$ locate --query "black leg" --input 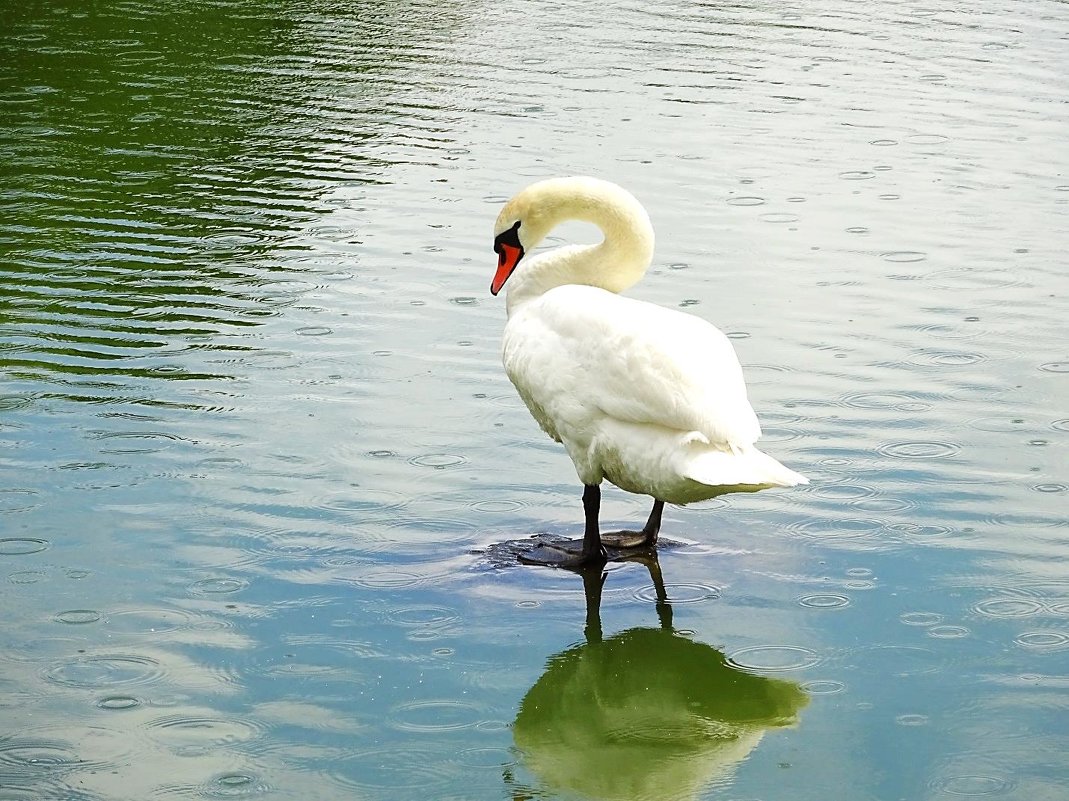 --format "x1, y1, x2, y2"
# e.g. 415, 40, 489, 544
580, 484, 604, 562
516, 484, 608, 567
601, 498, 664, 550
643, 500, 664, 547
